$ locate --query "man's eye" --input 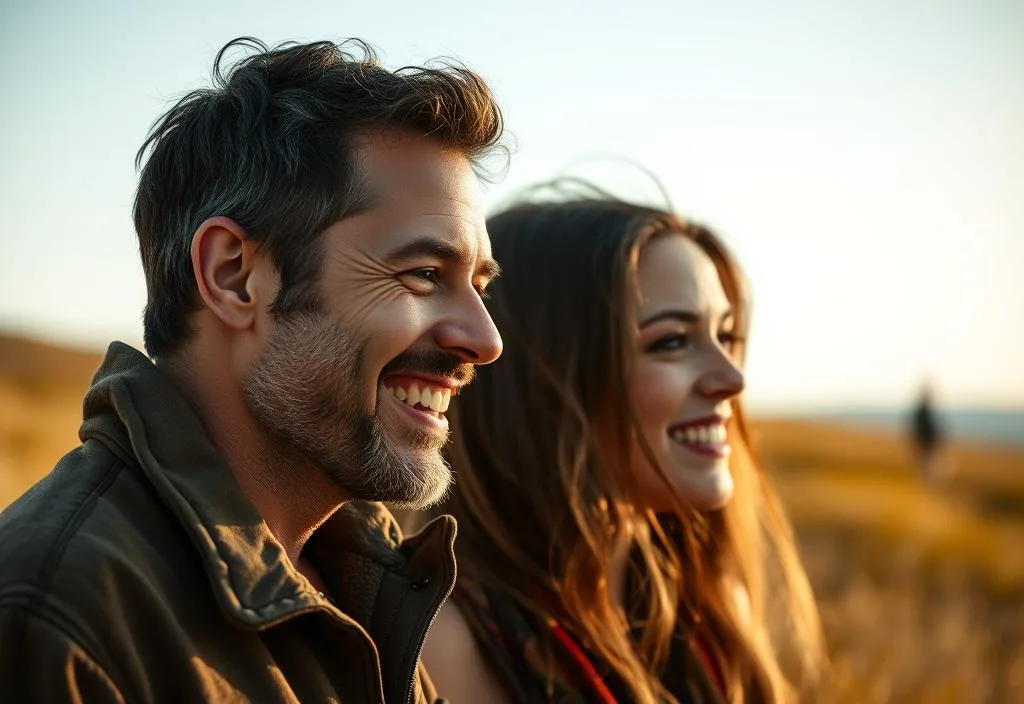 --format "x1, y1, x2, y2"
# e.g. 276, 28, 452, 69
647, 333, 689, 353
411, 268, 439, 283
400, 268, 440, 292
